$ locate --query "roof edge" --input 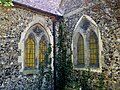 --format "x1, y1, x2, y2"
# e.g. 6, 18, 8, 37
13, 1, 63, 20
